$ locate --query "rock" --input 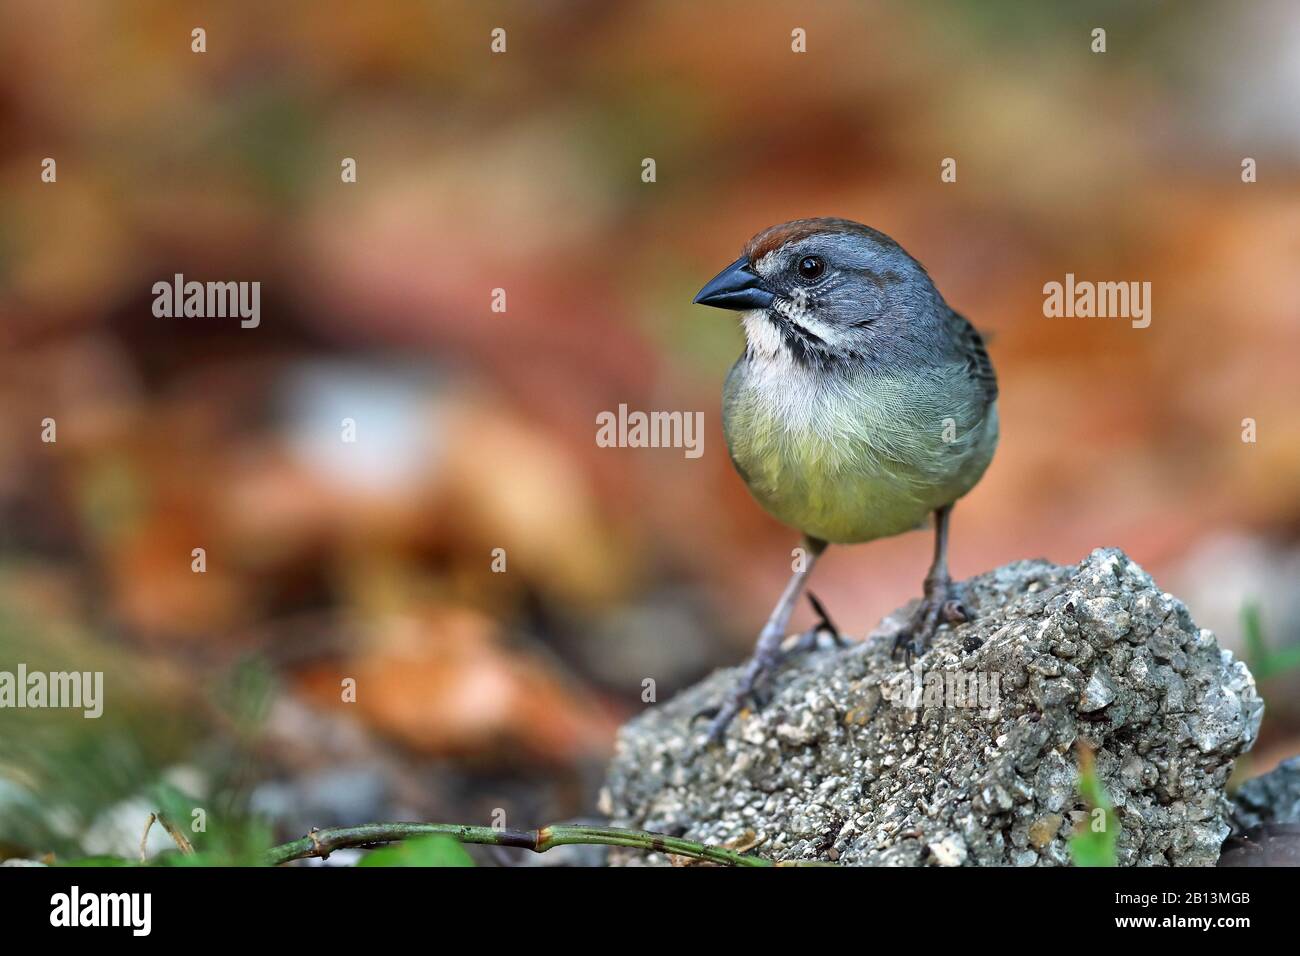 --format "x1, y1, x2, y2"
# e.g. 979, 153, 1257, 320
1078, 665, 1118, 712
1221, 757, 1300, 868
1028, 813, 1063, 848
603, 549, 1263, 866
1230, 756, 1300, 831
1219, 825, 1300, 867
928, 833, 967, 866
